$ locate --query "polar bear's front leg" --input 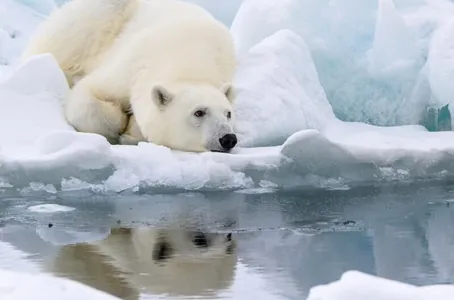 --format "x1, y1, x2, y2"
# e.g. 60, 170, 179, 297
119, 115, 146, 145
64, 77, 128, 144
